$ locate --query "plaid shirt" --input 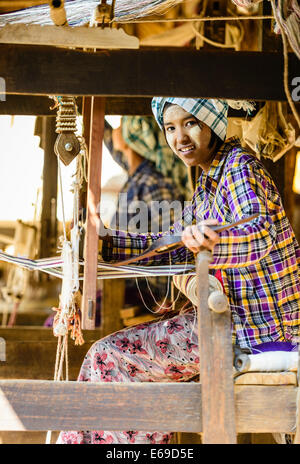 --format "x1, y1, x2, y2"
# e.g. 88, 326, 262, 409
110, 158, 185, 233
103, 137, 300, 349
